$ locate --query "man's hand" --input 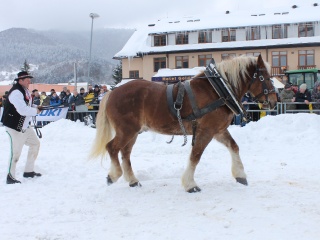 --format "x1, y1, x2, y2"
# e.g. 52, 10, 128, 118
37, 105, 43, 114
